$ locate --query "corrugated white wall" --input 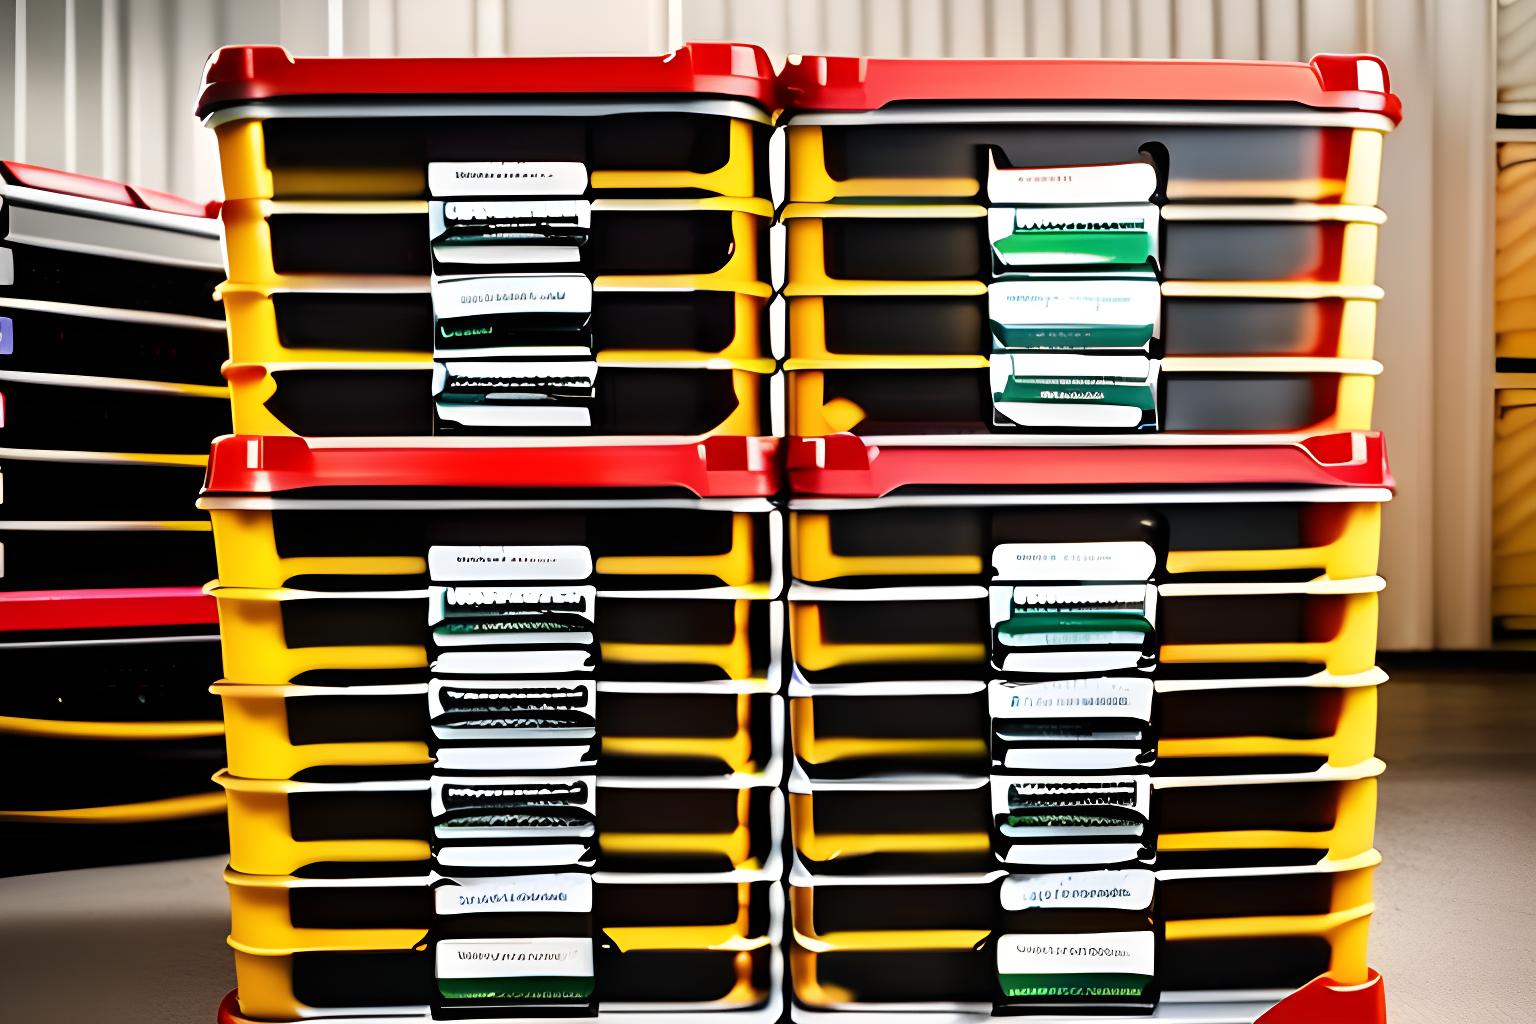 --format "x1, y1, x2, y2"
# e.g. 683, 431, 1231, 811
0, 0, 1493, 648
